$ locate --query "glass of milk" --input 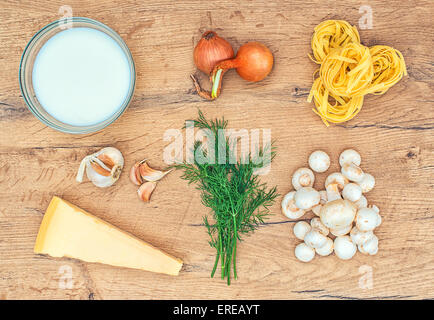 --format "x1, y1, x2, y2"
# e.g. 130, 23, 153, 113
19, 17, 136, 134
